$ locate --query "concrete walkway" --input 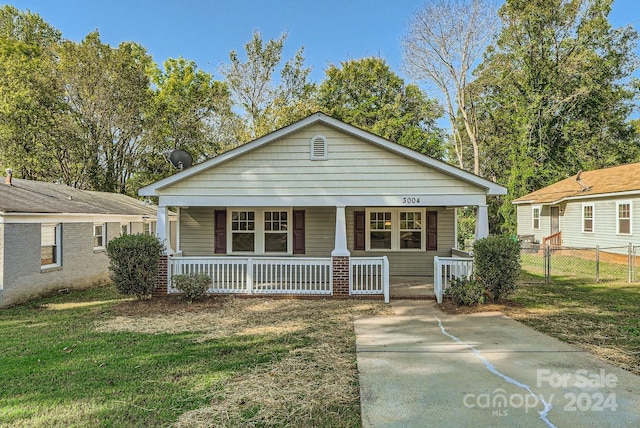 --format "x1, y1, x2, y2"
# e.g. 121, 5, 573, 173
355, 300, 640, 428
